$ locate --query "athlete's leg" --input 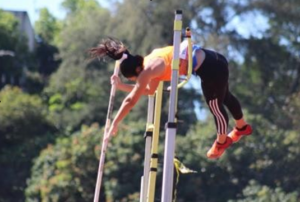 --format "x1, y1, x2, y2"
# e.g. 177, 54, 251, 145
223, 76, 252, 142
201, 80, 233, 158
223, 86, 247, 128
202, 81, 229, 143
